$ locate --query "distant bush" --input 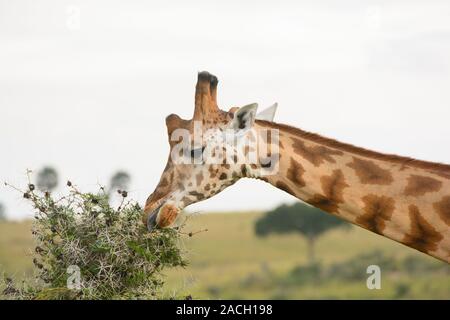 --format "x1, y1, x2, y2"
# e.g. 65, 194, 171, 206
288, 263, 322, 285
400, 255, 447, 274
325, 250, 449, 282
206, 285, 221, 298
394, 282, 411, 299
240, 272, 264, 288
326, 250, 397, 281
1, 177, 188, 300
